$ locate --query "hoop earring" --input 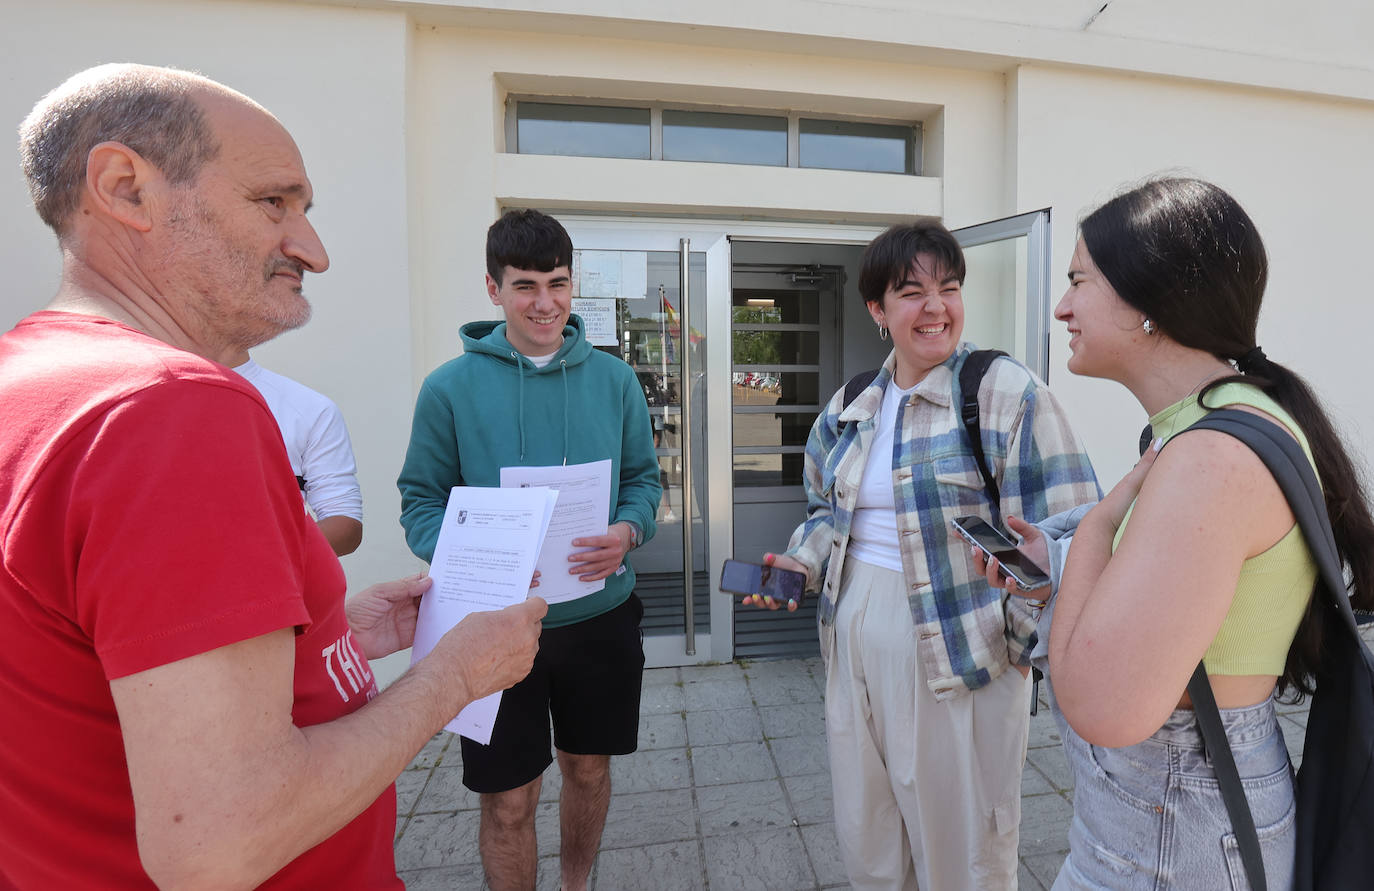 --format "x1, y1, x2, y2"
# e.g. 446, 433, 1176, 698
1142, 319, 1157, 335
878, 324, 889, 341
